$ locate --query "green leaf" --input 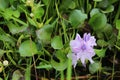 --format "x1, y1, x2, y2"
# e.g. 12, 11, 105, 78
90, 8, 100, 17
0, 28, 16, 46
51, 36, 63, 49
42, 0, 49, 5
0, 35, 15, 46
68, 1, 76, 9
0, 49, 5, 59
95, 48, 106, 57
51, 50, 68, 71
19, 40, 38, 57
103, 23, 113, 37
97, 39, 108, 47
0, 0, 9, 10
89, 62, 101, 74
36, 24, 53, 44
116, 20, 120, 30
98, 0, 109, 9
89, 13, 107, 31
109, 0, 119, 4
0, 77, 3, 80
69, 10, 87, 27
27, 17, 37, 26
96, 32, 104, 39
2, 8, 20, 20
51, 59, 68, 71
12, 70, 23, 80
60, 0, 72, 10
7, 22, 27, 34
101, 5, 114, 13
86, 3, 92, 13
2, 8, 13, 20
12, 16, 28, 26
13, 10, 20, 18
108, 33, 117, 47
32, 5, 44, 19
117, 31, 120, 39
